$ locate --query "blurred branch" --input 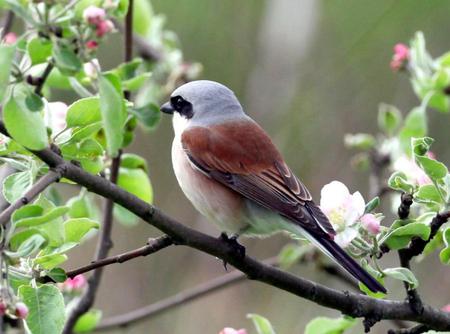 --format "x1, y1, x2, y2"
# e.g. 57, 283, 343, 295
96, 257, 278, 330
34, 62, 54, 96
0, 11, 15, 39
63, 152, 122, 334
0, 127, 450, 330
65, 236, 173, 278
